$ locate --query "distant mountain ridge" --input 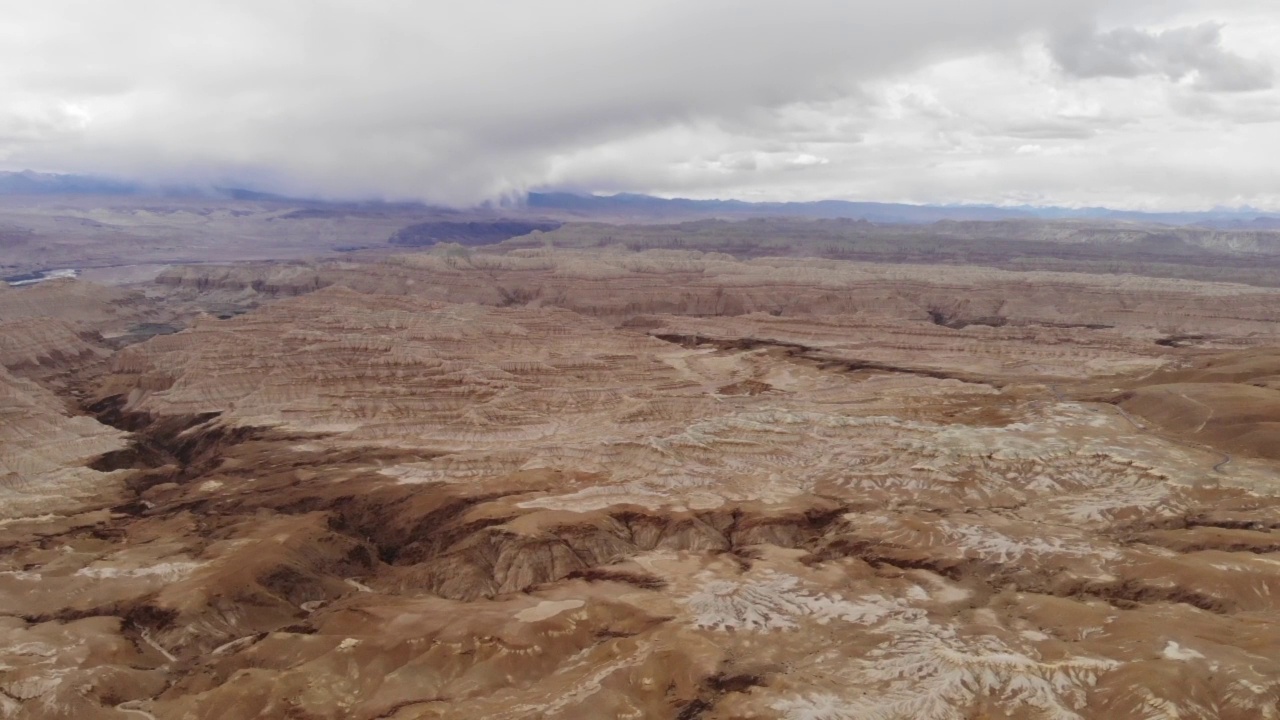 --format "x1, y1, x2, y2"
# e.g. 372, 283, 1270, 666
527, 192, 1280, 227
2, 170, 1278, 227
0, 170, 144, 196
